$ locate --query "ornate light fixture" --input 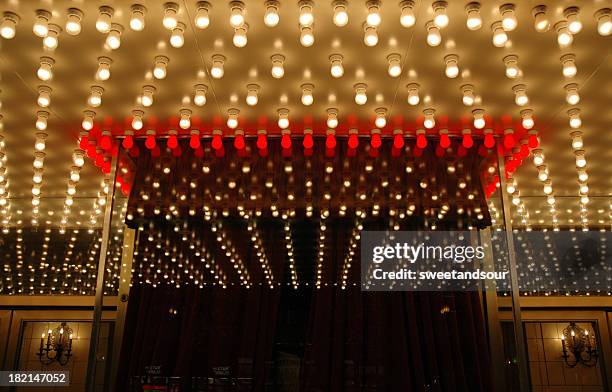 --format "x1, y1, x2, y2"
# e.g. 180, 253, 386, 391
560, 322, 598, 367
37, 322, 74, 366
